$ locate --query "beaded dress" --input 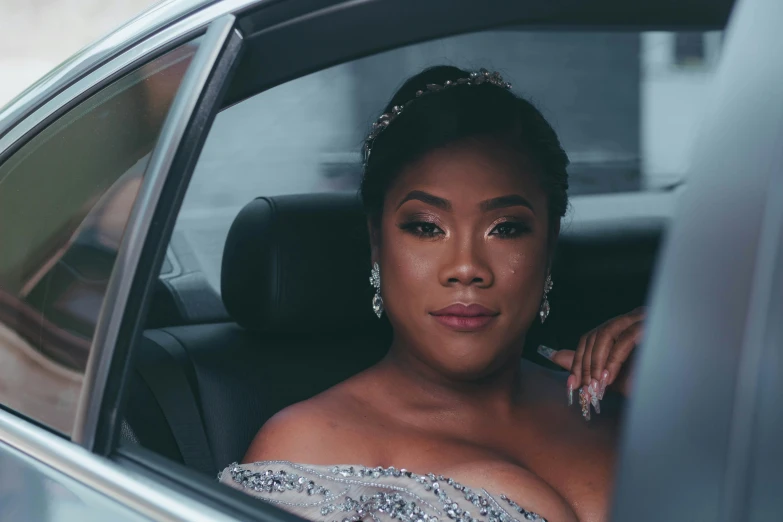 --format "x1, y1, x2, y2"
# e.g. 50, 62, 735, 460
219, 461, 547, 522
